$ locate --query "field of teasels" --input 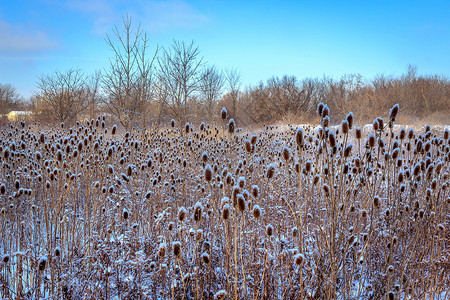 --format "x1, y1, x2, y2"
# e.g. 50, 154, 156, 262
0, 104, 448, 299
